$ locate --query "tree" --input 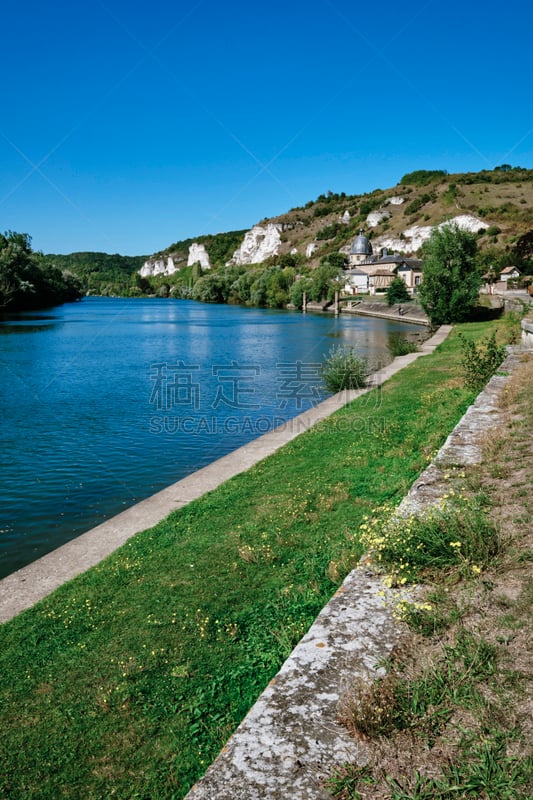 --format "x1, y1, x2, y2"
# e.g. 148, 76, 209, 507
0, 231, 82, 310
419, 224, 482, 325
320, 252, 346, 271
386, 276, 410, 306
